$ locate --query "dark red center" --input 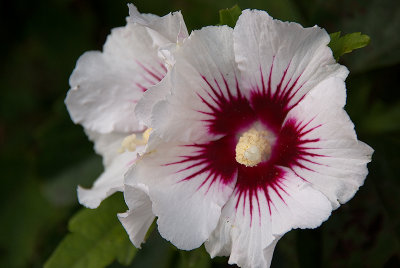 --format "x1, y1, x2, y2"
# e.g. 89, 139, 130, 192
167, 64, 322, 219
